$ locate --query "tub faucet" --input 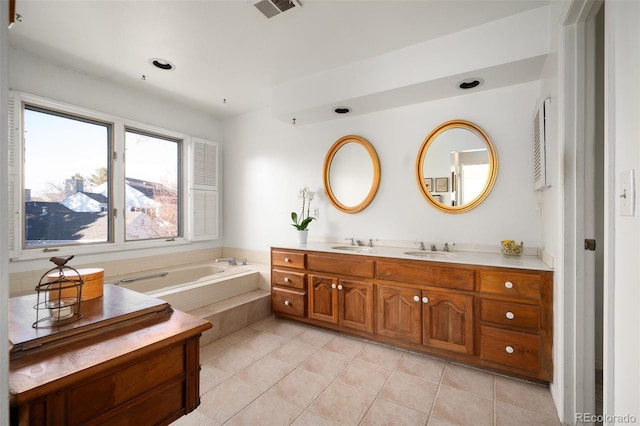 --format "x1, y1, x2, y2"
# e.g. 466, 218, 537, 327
215, 257, 237, 266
